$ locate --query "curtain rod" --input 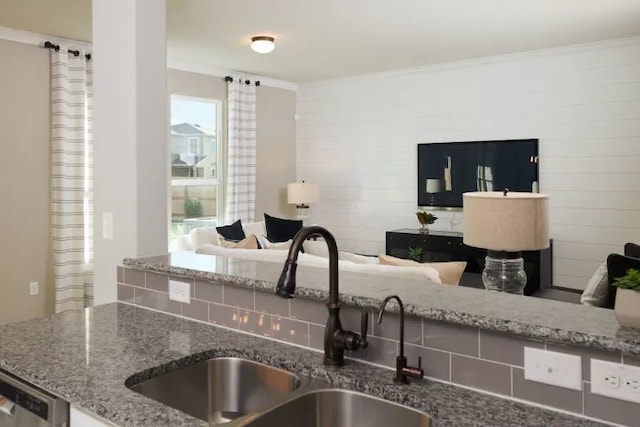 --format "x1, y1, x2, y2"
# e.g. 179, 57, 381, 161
225, 76, 260, 86
44, 41, 91, 60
